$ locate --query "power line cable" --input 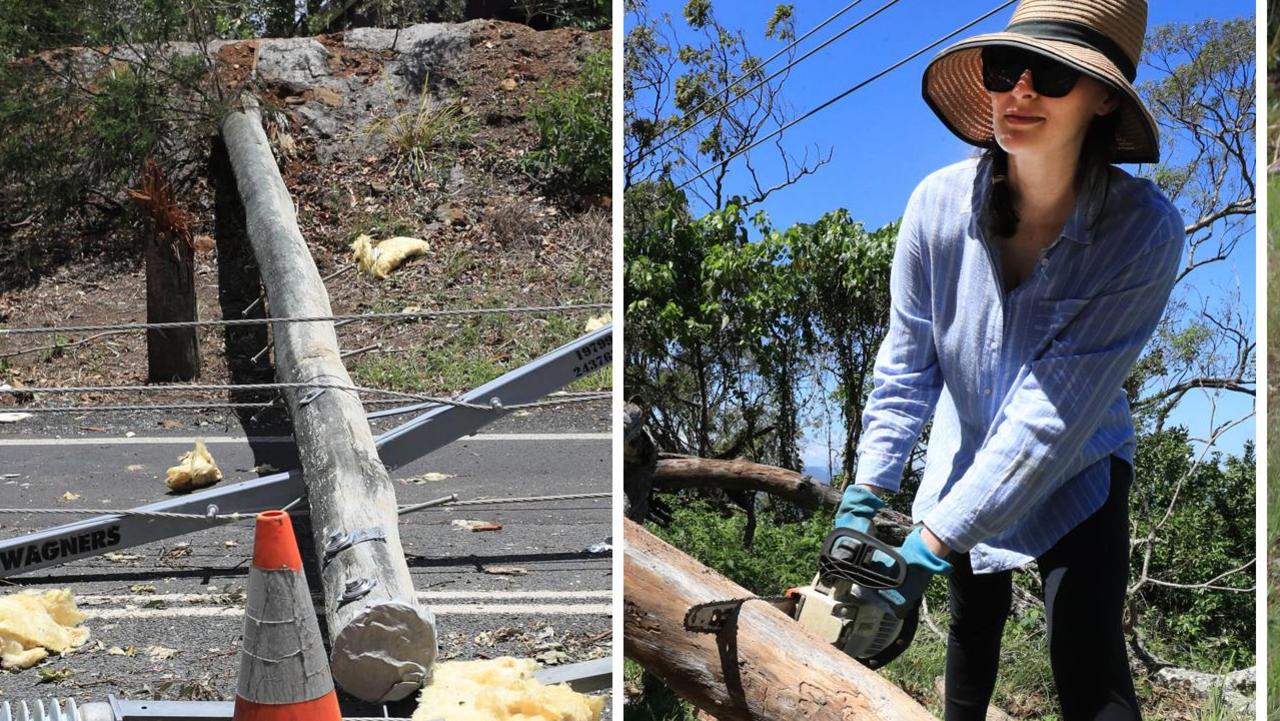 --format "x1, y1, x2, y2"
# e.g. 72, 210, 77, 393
674, 0, 1017, 194
0, 303, 611, 337
1, 394, 612, 415
0, 492, 611, 522
628, 0, 872, 160
630, 0, 902, 165
0, 381, 611, 412
677, 0, 869, 120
